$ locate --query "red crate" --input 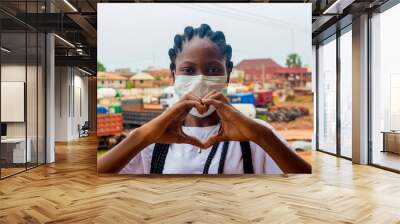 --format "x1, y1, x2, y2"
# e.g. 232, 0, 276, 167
97, 114, 123, 136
